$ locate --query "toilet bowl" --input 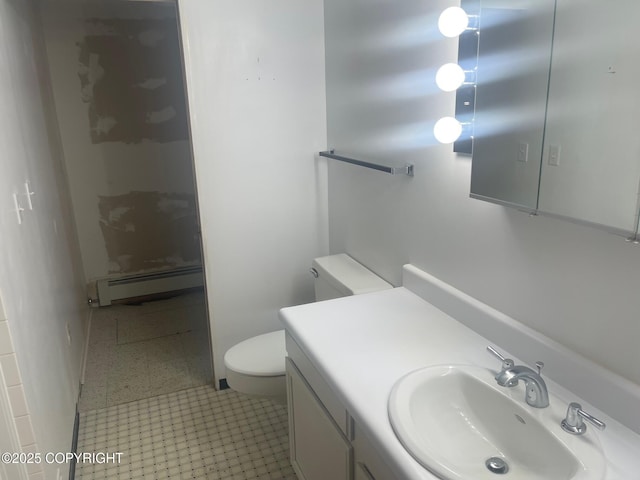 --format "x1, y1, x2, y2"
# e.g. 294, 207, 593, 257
223, 254, 393, 403
224, 330, 287, 402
